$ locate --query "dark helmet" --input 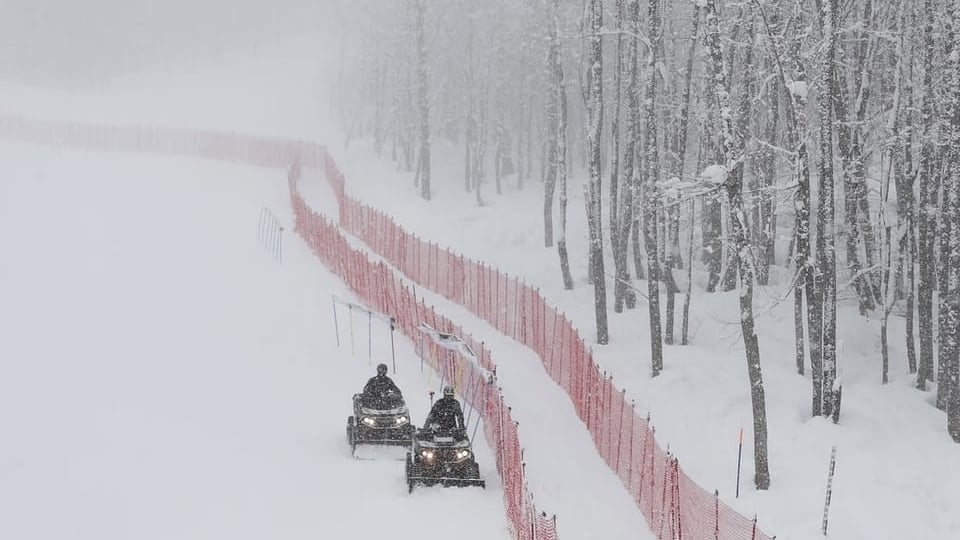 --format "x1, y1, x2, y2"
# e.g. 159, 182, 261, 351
377, 363, 388, 376
443, 385, 455, 398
